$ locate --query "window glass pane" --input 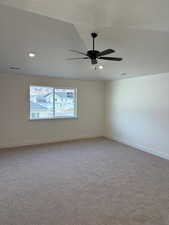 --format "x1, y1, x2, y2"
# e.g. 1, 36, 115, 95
30, 86, 54, 119
55, 88, 76, 118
